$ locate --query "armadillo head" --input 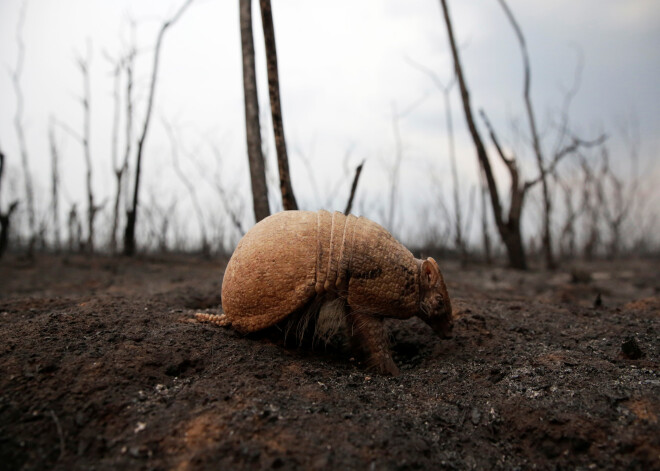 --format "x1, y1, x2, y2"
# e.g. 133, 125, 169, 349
416, 257, 453, 339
